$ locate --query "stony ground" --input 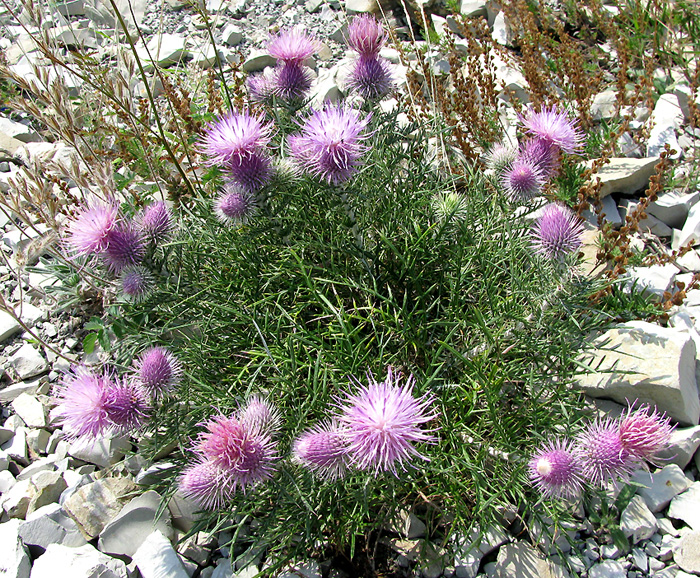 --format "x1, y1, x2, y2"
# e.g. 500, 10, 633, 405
2, 0, 700, 576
